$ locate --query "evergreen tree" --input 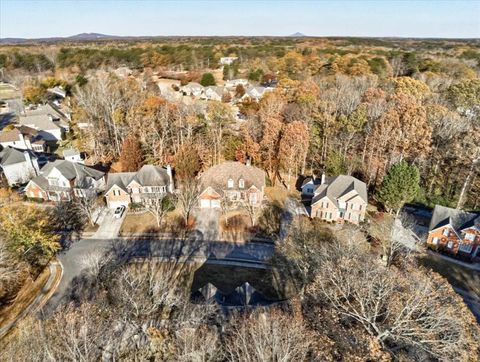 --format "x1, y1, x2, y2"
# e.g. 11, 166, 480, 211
119, 134, 144, 172
200, 72, 216, 86
376, 160, 420, 215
